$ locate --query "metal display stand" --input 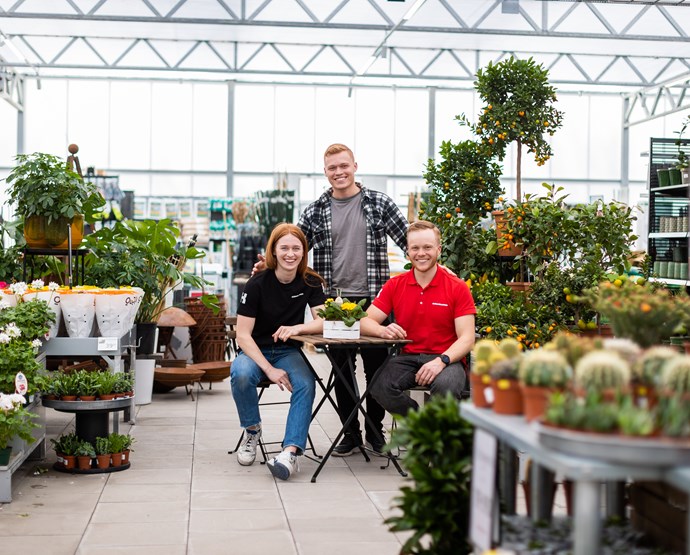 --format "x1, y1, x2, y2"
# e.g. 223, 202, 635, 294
460, 404, 689, 555
0, 396, 46, 502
